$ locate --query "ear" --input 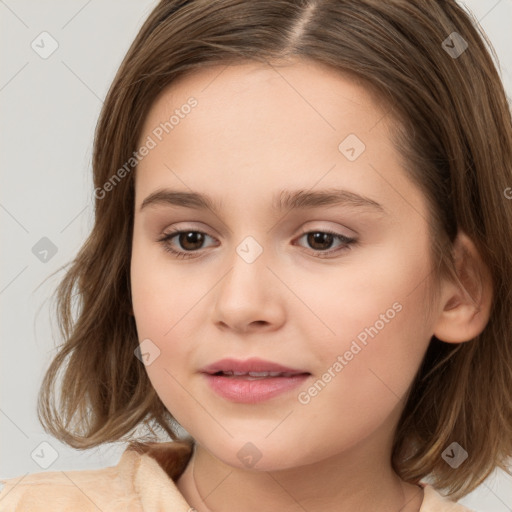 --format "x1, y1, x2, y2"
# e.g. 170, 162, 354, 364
433, 231, 493, 343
